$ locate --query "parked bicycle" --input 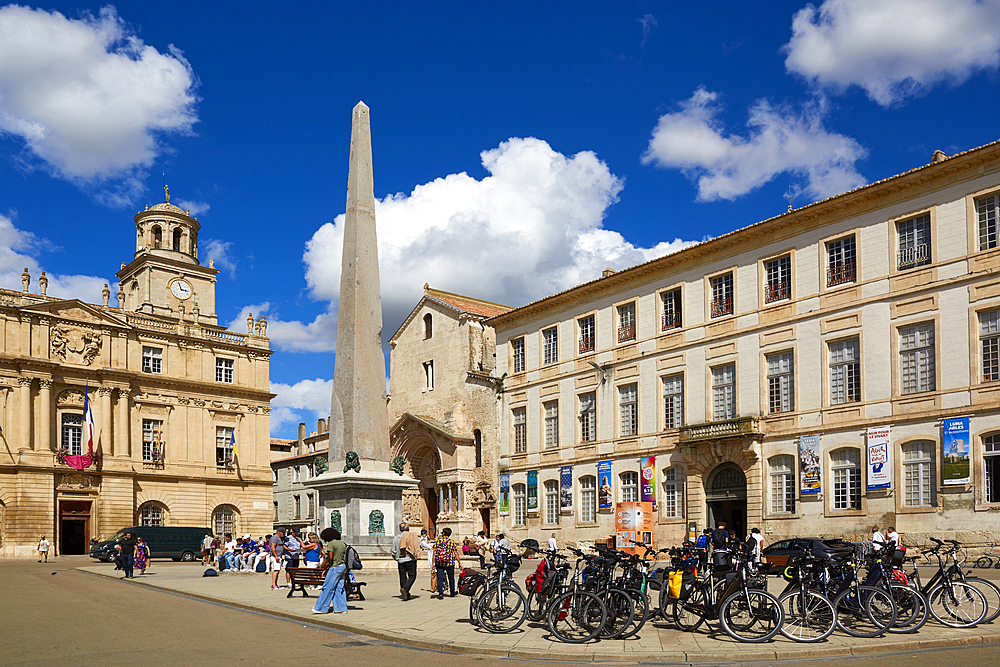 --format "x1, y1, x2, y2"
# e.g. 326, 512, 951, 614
894, 538, 988, 628
473, 544, 528, 633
